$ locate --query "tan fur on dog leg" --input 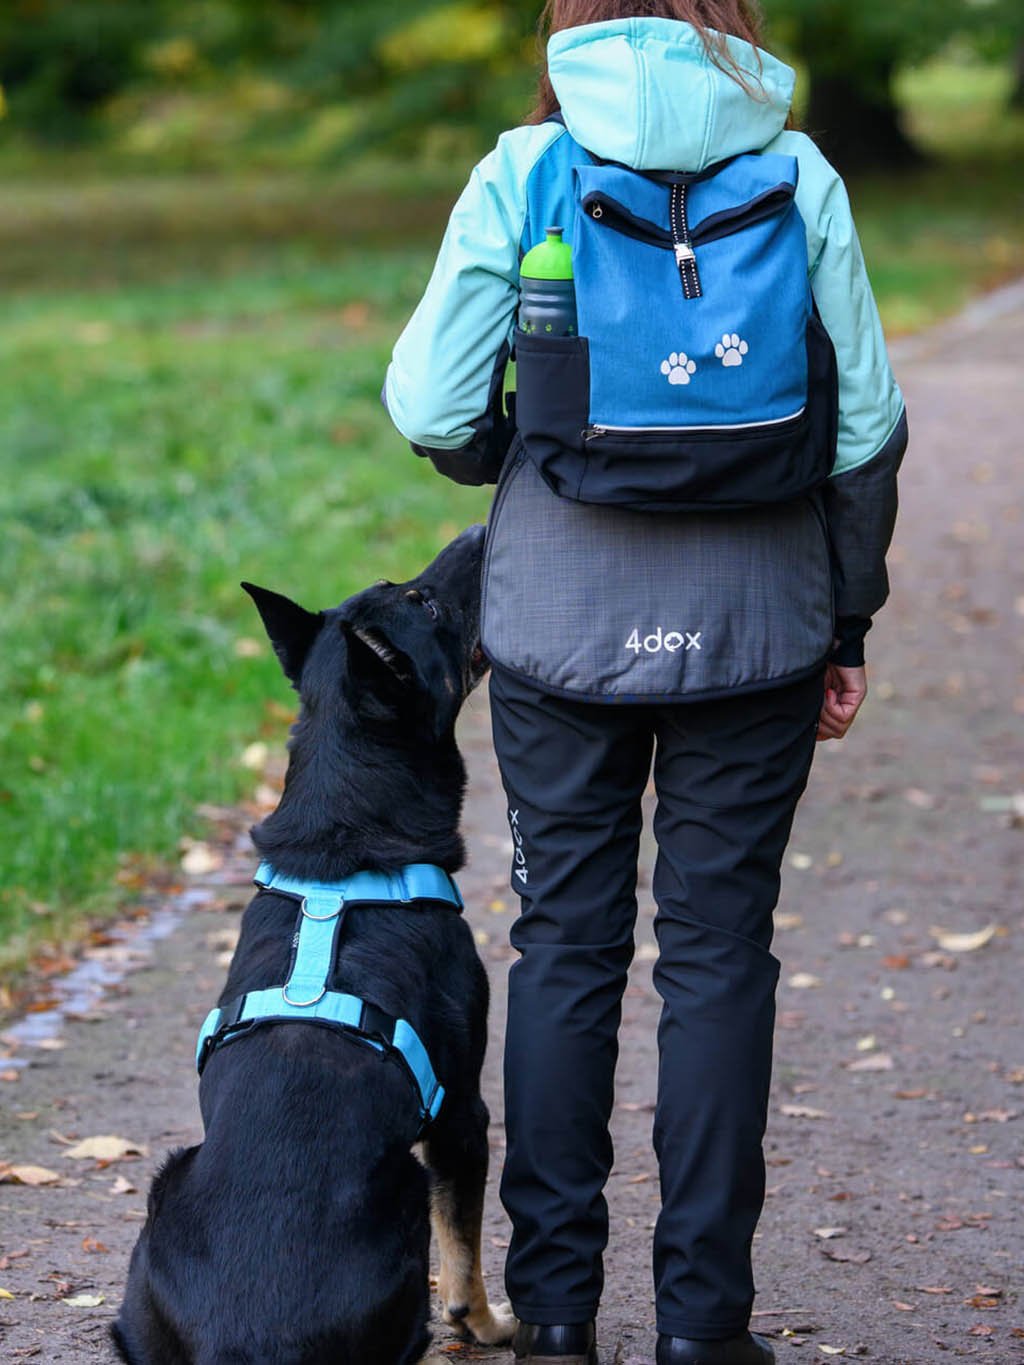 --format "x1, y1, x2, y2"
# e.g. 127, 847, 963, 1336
431, 1179, 515, 1346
